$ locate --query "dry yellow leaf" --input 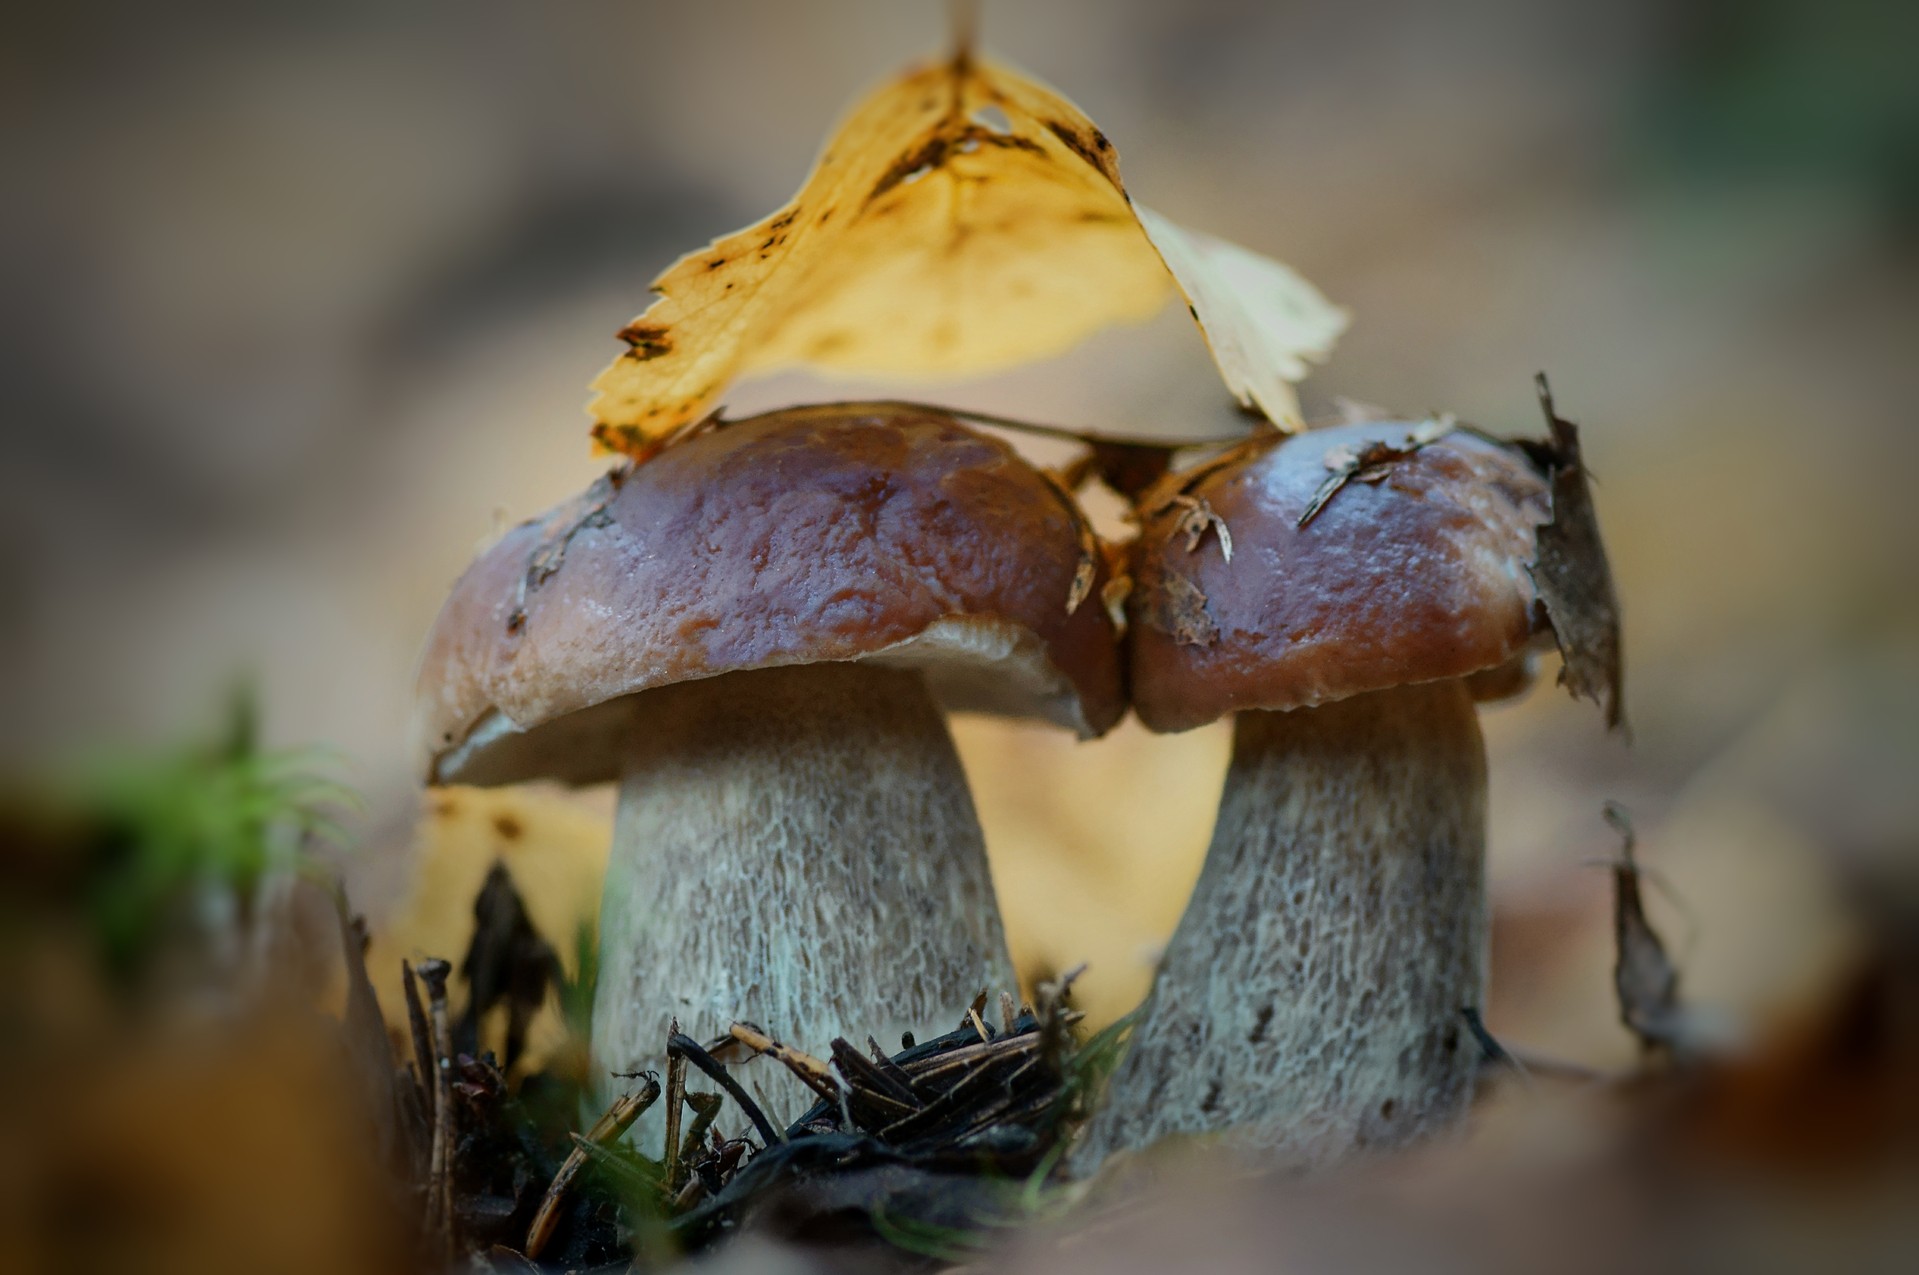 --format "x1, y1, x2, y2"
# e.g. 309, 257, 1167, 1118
589, 52, 1346, 456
